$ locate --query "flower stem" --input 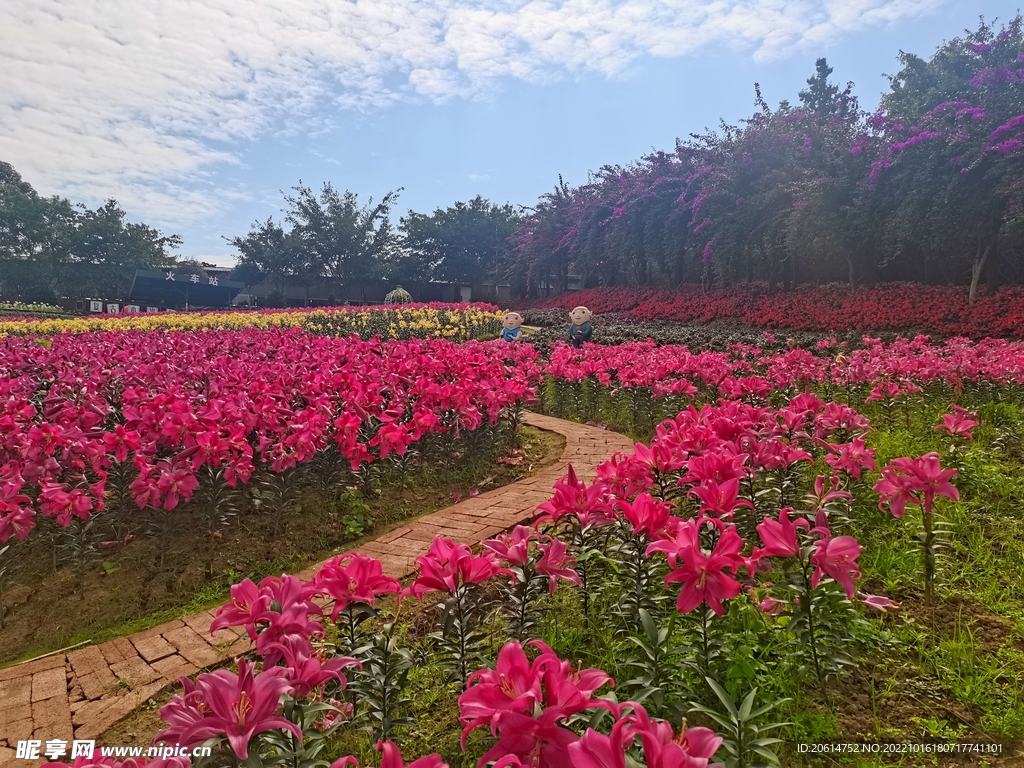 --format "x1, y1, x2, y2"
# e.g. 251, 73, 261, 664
801, 558, 823, 683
